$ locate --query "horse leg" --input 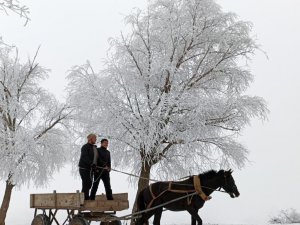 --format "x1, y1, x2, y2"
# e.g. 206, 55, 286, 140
191, 215, 196, 225
135, 216, 147, 225
153, 207, 163, 225
136, 214, 150, 225
187, 208, 202, 225
137, 211, 155, 225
